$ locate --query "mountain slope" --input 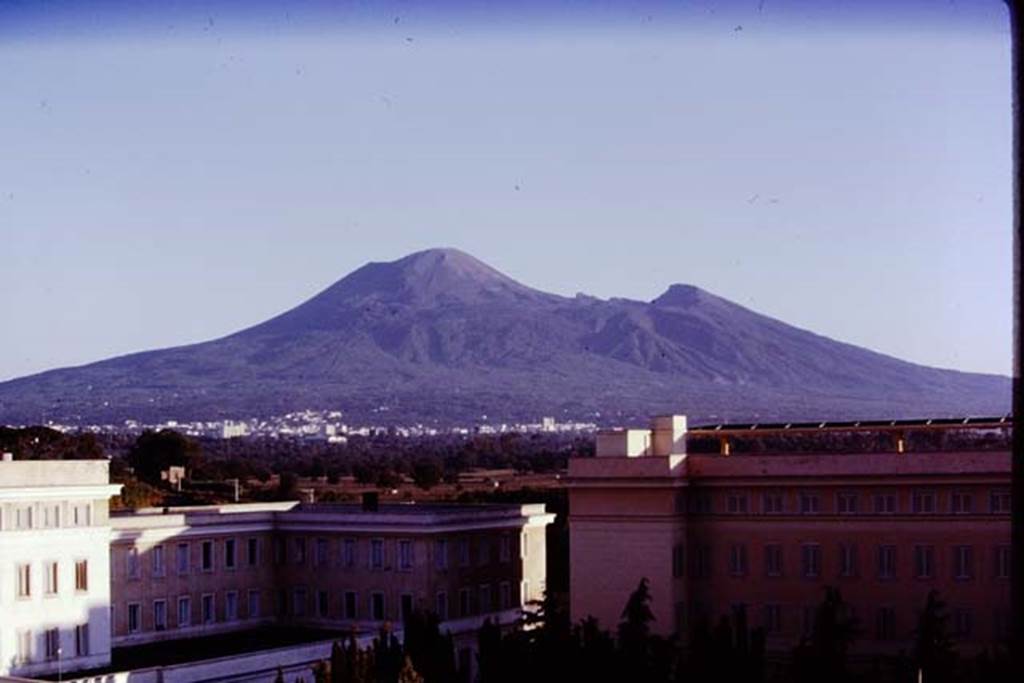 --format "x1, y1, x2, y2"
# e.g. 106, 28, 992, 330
0, 248, 1009, 425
